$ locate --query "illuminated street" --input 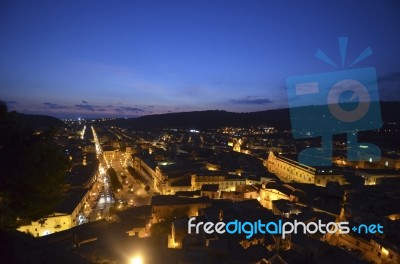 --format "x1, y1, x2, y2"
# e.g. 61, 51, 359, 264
89, 126, 151, 221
